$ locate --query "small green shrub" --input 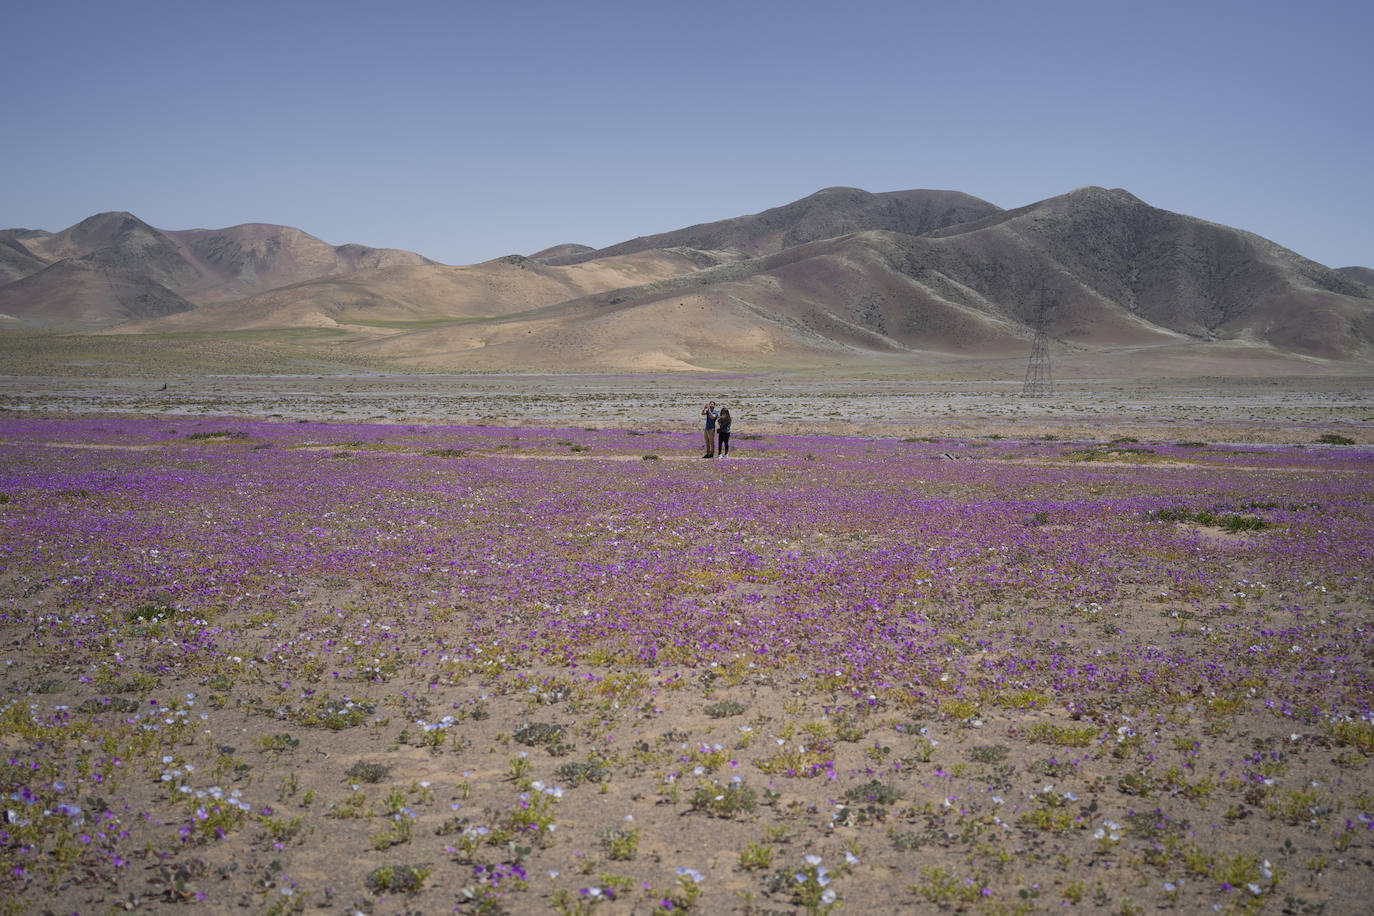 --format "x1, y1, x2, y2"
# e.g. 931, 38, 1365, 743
370, 816, 414, 849
289, 696, 374, 730
124, 603, 178, 622
969, 744, 1009, 764
364, 864, 431, 895
738, 841, 775, 870
600, 826, 639, 860
186, 430, 246, 440
76, 696, 141, 715
1328, 718, 1374, 754
1019, 804, 1084, 833
1024, 723, 1097, 747
258, 733, 299, 753
913, 865, 983, 907
832, 716, 866, 742
1219, 514, 1267, 532
843, 779, 901, 805
263, 815, 307, 844
556, 759, 609, 786
514, 722, 566, 747
689, 781, 758, 818
940, 697, 981, 721
893, 830, 940, 851
1153, 507, 1267, 532
992, 689, 1052, 710
346, 761, 391, 784
1066, 446, 1155, 461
